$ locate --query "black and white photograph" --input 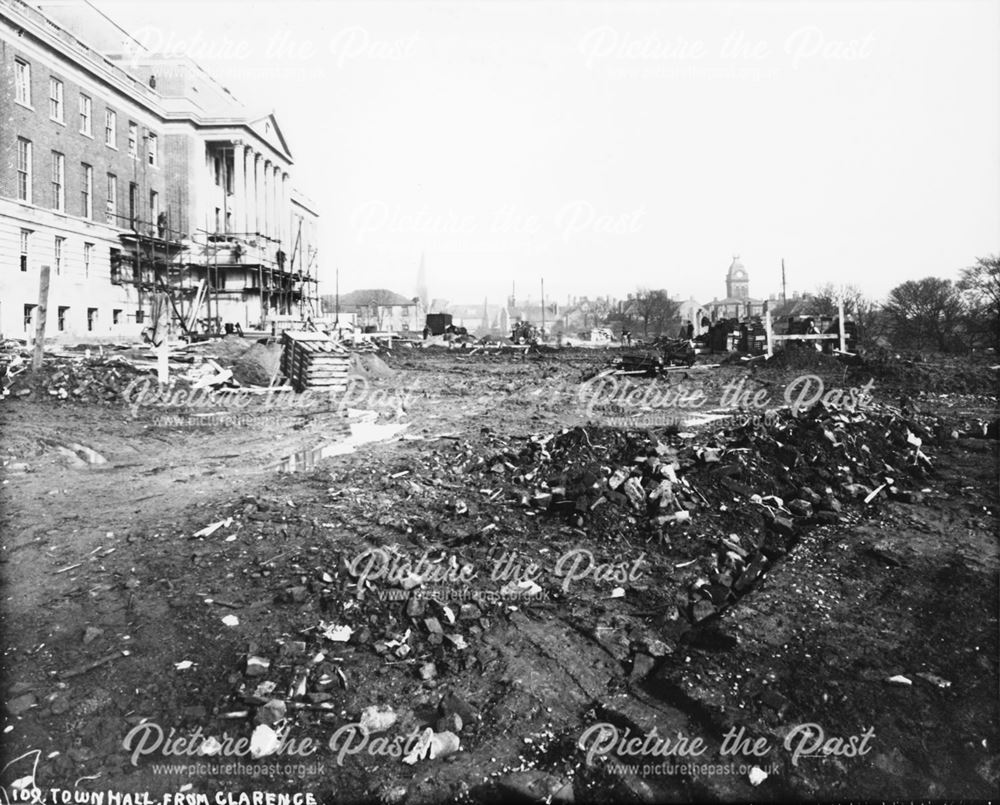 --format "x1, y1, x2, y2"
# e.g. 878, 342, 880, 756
1, 0, 998, 801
